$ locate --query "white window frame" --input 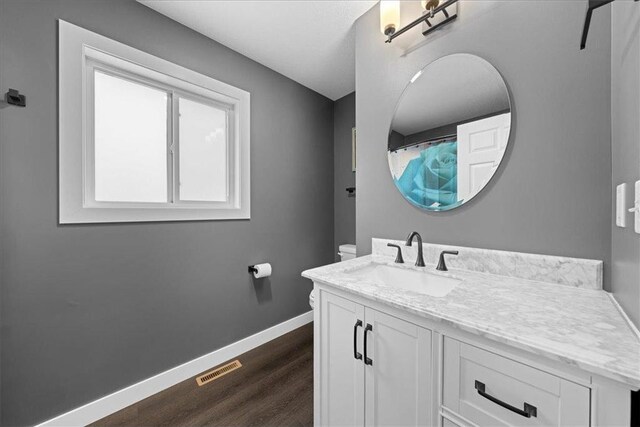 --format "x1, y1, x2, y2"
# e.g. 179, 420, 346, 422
59, 20, 250, 223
